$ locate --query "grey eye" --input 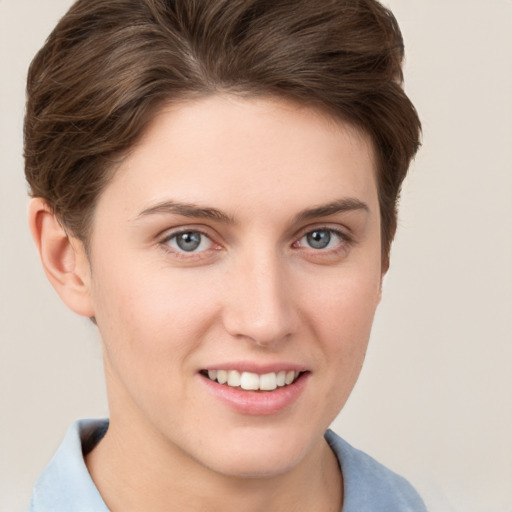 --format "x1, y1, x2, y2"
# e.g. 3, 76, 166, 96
172, 231, 205, 252
306, 229, 332, 249
163, 229, 215, 256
